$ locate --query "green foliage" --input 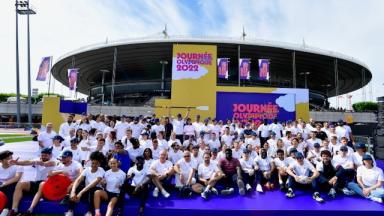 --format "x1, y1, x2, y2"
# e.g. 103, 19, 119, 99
0, 93, 27, 102
352, 101, 378, 112
0, 92, 64, 104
